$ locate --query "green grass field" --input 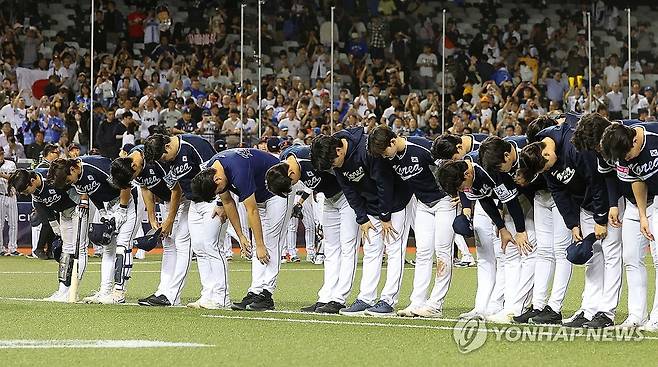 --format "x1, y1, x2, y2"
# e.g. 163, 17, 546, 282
1, 253, 657, 366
